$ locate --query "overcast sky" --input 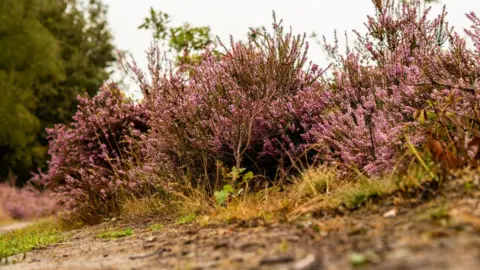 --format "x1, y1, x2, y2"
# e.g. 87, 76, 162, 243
102, 0, 480, 93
